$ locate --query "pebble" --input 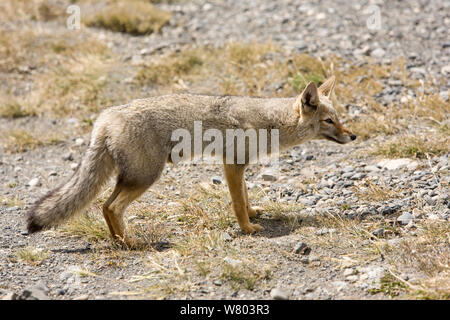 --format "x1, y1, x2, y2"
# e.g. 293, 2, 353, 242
270, 288, 289, 300
223, 257, 242, 268
28, 178, 42, 187
397, 212, 414, 225
294, 242, 311, 255
371, 48, 386, 58
212, 176, 222, 185
441, 65, 450, 75
261, 169, 278, 181
343, 268, 355, 276
1, 292, 17, 300
75, 138, 84, 146
222, 232, 232, 242
378, 159, 418, 170
18, 282, 49, 300
372, 228, 384, 237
